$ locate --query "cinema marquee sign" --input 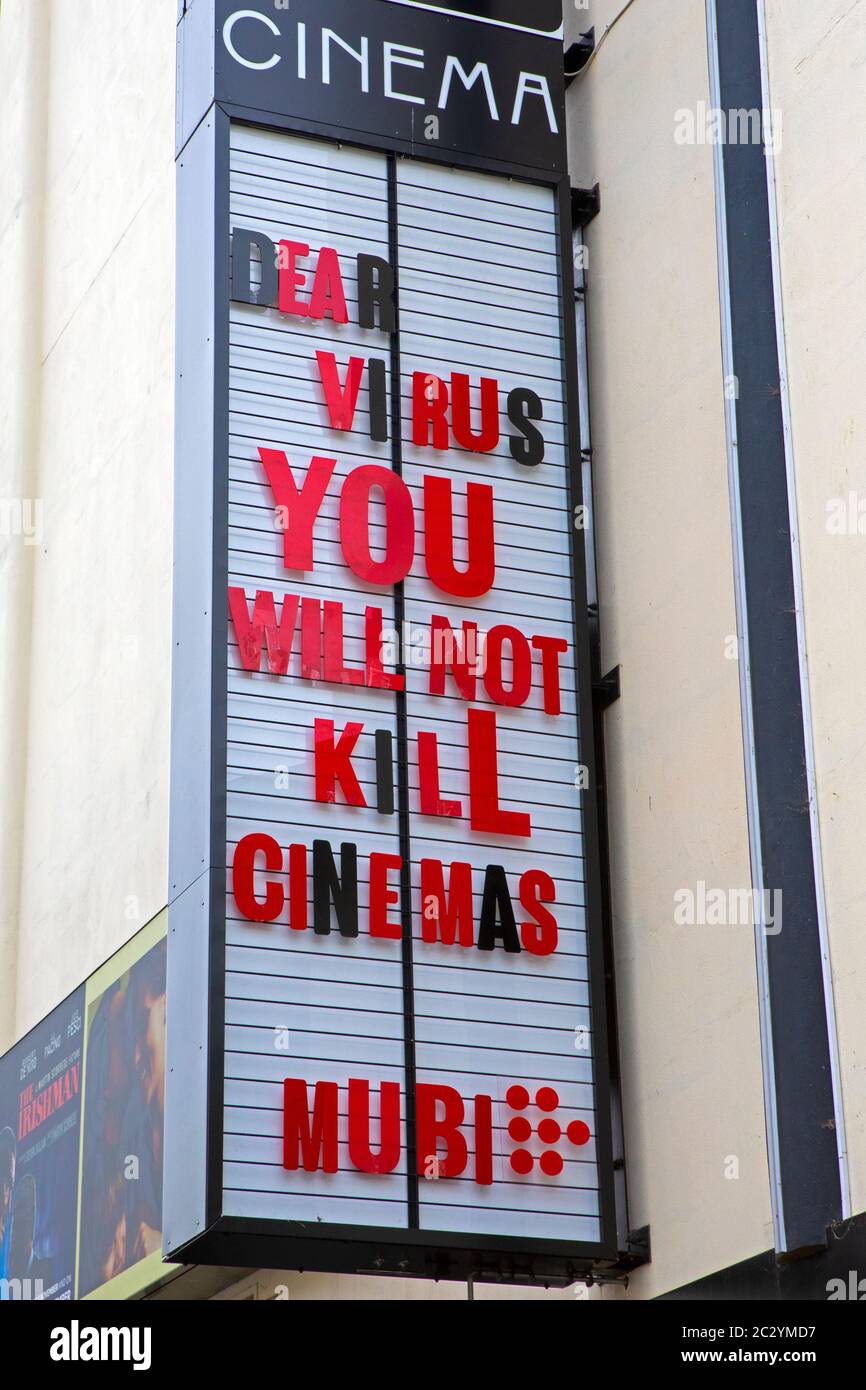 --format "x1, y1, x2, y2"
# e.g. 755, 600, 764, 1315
167, 0, 618, 1281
